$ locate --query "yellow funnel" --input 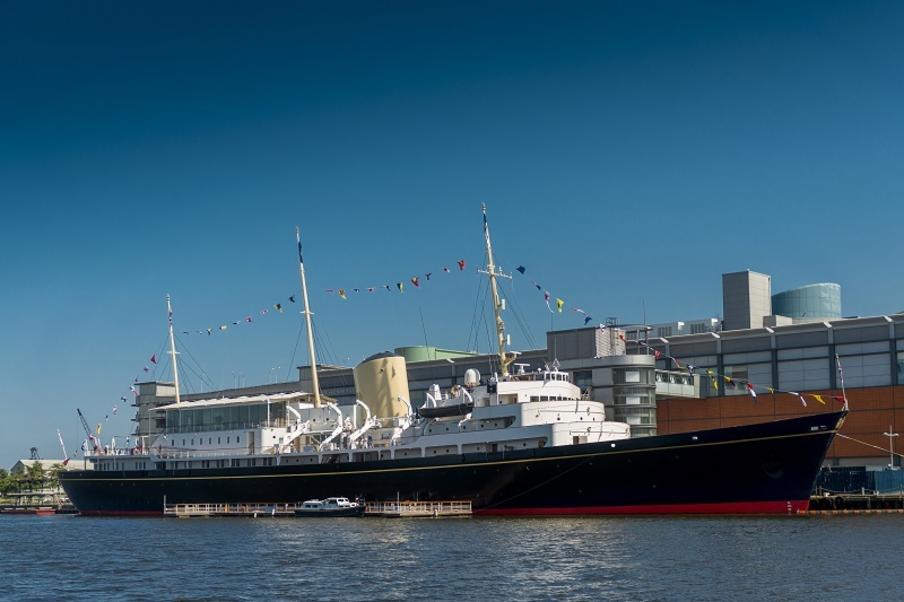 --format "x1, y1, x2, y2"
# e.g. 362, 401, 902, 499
353, 352, 410, 421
